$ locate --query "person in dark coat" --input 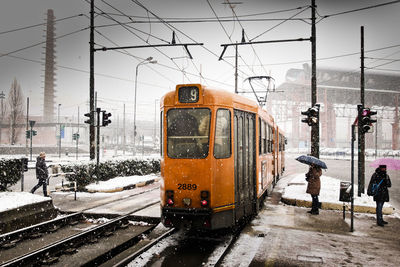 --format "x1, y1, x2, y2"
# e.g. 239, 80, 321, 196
306, 164, 322, 215
367, 164, 391, 227
30, 152, 49, 197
